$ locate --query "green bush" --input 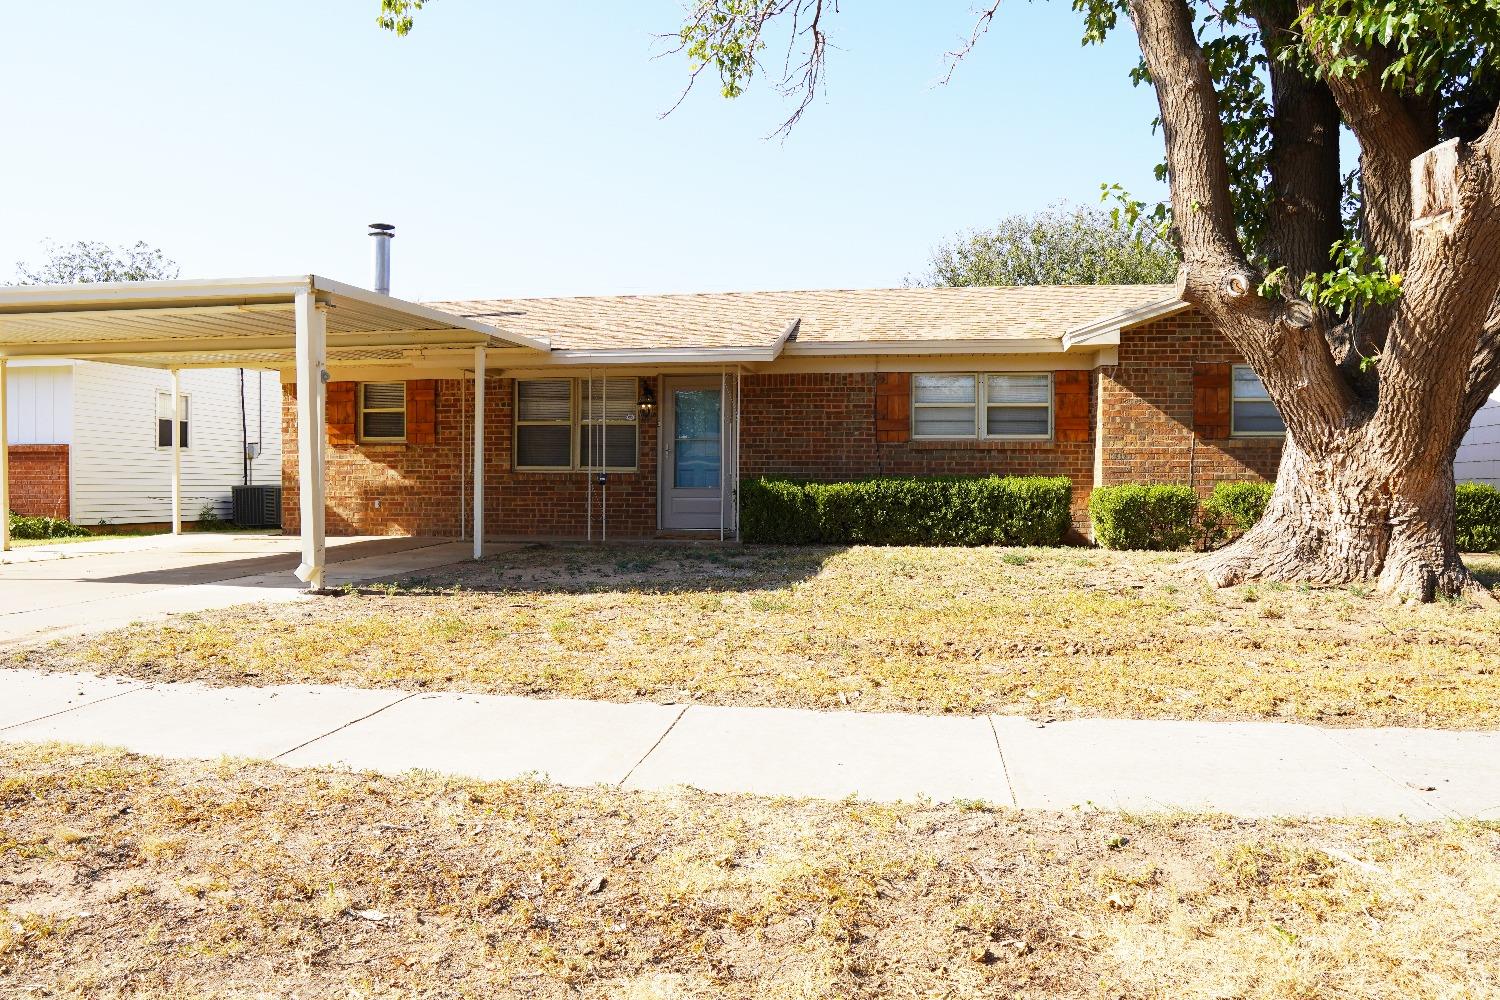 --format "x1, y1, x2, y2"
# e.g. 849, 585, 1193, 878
8, 511, 91, 541
738, 475, 1072, 546
1088, 484, 1200, 551
1199, 480, 1275, 547
1456, 482, 1500, 553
